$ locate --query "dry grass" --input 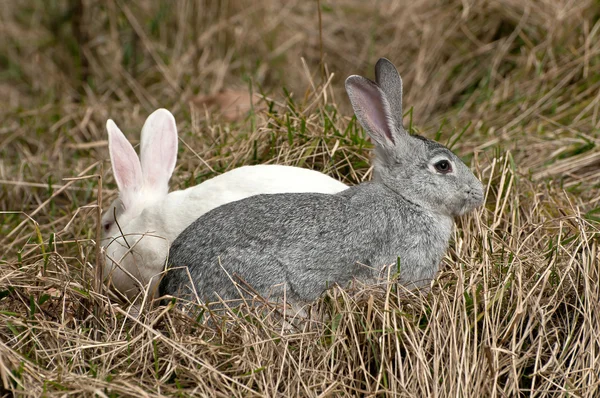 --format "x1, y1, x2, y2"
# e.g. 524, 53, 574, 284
1, 0, 600, 396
